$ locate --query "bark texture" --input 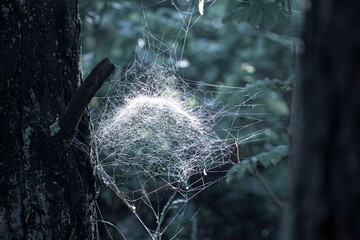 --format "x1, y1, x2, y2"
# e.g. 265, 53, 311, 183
292, 1, 360, 240
0, 1, 99, 239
